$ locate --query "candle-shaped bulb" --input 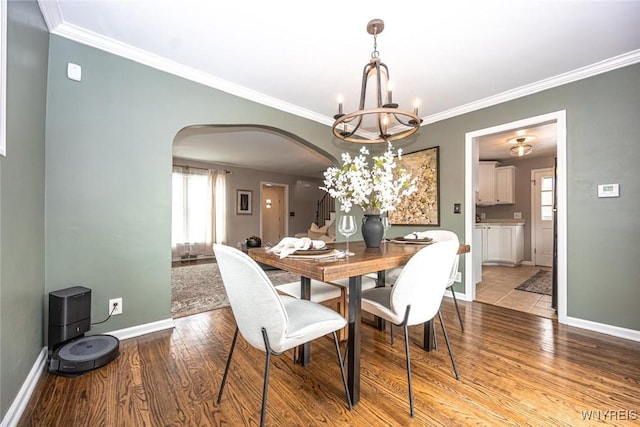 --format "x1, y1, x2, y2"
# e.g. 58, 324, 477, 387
413, 99, 421, 115
337, 94, 344, 115
387, 81, 394, 104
